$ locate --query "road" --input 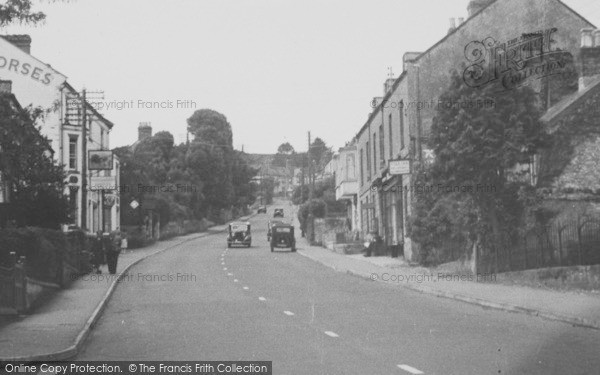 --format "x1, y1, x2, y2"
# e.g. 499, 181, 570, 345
76, 205, 600, 375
